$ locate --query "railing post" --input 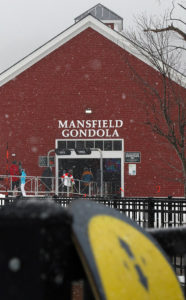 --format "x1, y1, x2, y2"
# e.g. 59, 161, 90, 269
78, 180, 80, 196
113, 197, 118, 209
168, 196, 173, 227
35, 177, 38, 196
88, 183, 91, 197
148, 198, 155, 228
67, 186, 69, 197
